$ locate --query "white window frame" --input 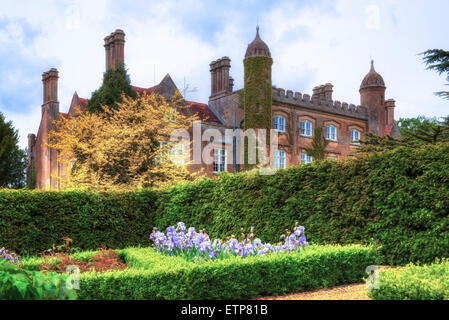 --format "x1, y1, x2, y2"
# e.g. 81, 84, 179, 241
273, 115, 286, 133
274, 150, 286, 169
350, 129, 361, 145
213, 148, 227, 173
326, 125, 338, 141
301, 152, 313, 164
300, 120, 313, 137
